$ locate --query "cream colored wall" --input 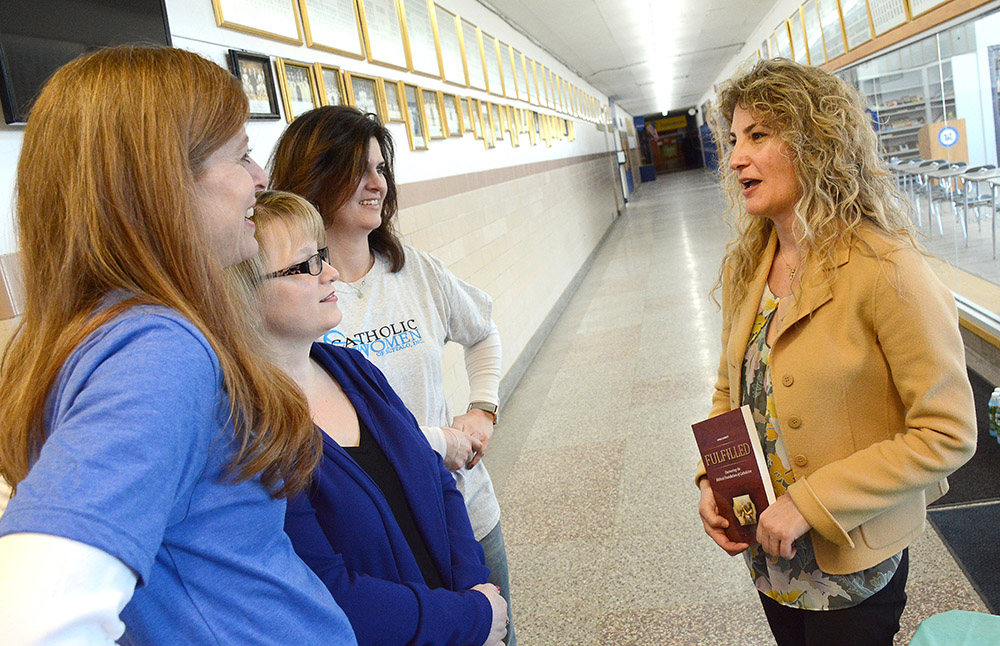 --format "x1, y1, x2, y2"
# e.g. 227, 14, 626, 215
396, 156, 619, 412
